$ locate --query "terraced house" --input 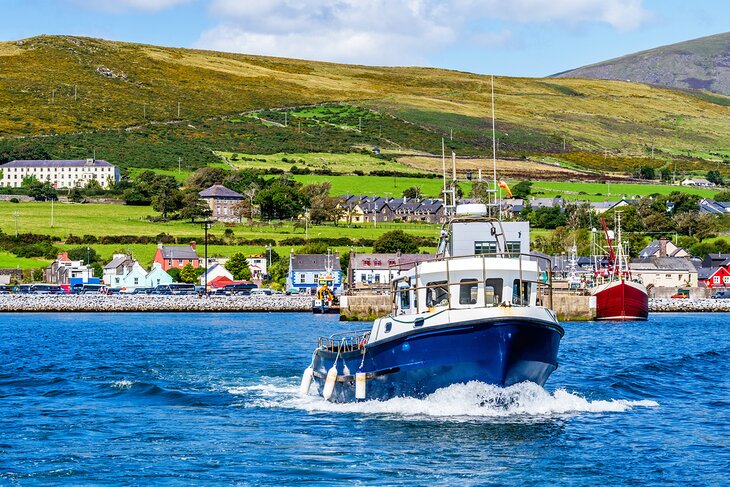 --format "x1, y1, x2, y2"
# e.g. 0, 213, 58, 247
0, 159, 119, 188
153, 242, 200, 271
